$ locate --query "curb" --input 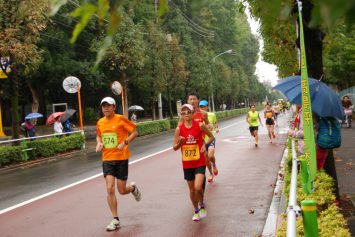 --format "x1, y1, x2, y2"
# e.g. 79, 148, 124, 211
261, 144, 288, 236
